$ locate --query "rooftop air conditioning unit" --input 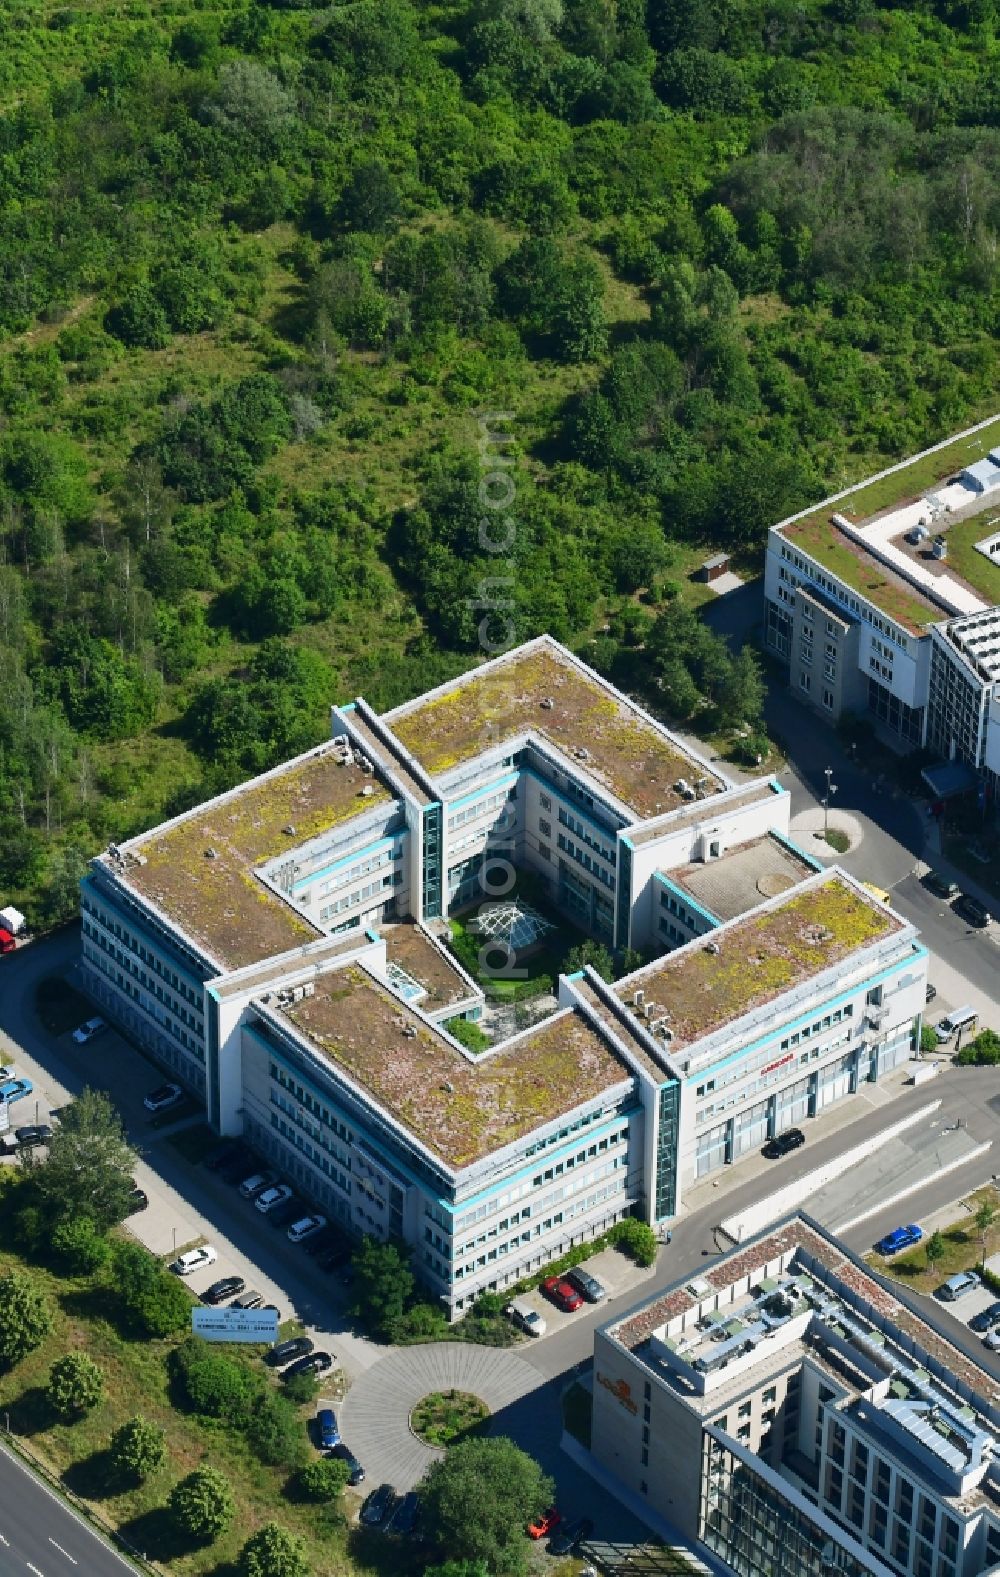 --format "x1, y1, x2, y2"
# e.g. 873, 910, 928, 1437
205, 847, 219, 860
302, 982, 315, 998
130, 852, 148, 867
676, 779, 695, 800
643, 1001, 659, 1020
284, 825, 296, 836
360, 785, 375, 797
705, 941, 720, 955
359, 756, 373, 773
290, 985, 306, 1003
108, 843, 122, 862
540, 697, 554, 710
403, 1024, 417, 1039
632, 989, 645, 1008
